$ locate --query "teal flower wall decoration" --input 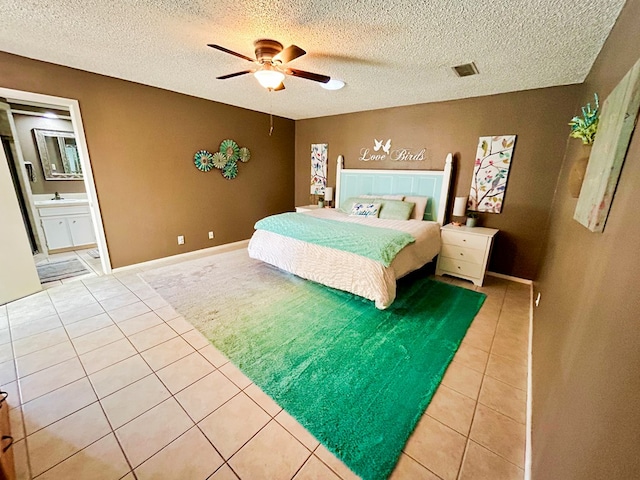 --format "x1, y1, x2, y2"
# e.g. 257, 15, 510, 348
220, 139, 240, 162
193, 150, 215, 172
222, 160, 238, 179
193, 139, 250, 180
569, 93, 599, 145
212, 152, 227, 169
